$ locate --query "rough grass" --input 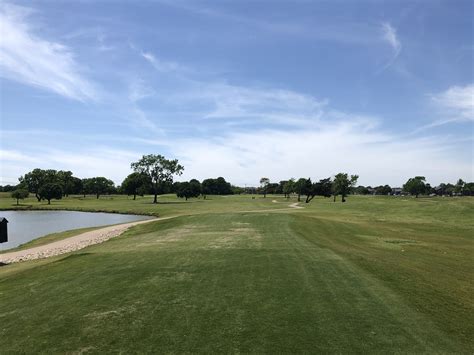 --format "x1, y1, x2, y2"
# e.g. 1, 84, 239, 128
0, 194, 472, 353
